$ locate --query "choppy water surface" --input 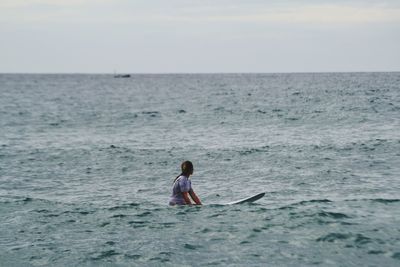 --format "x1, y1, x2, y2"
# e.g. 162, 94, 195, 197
1, 73, 400, 266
